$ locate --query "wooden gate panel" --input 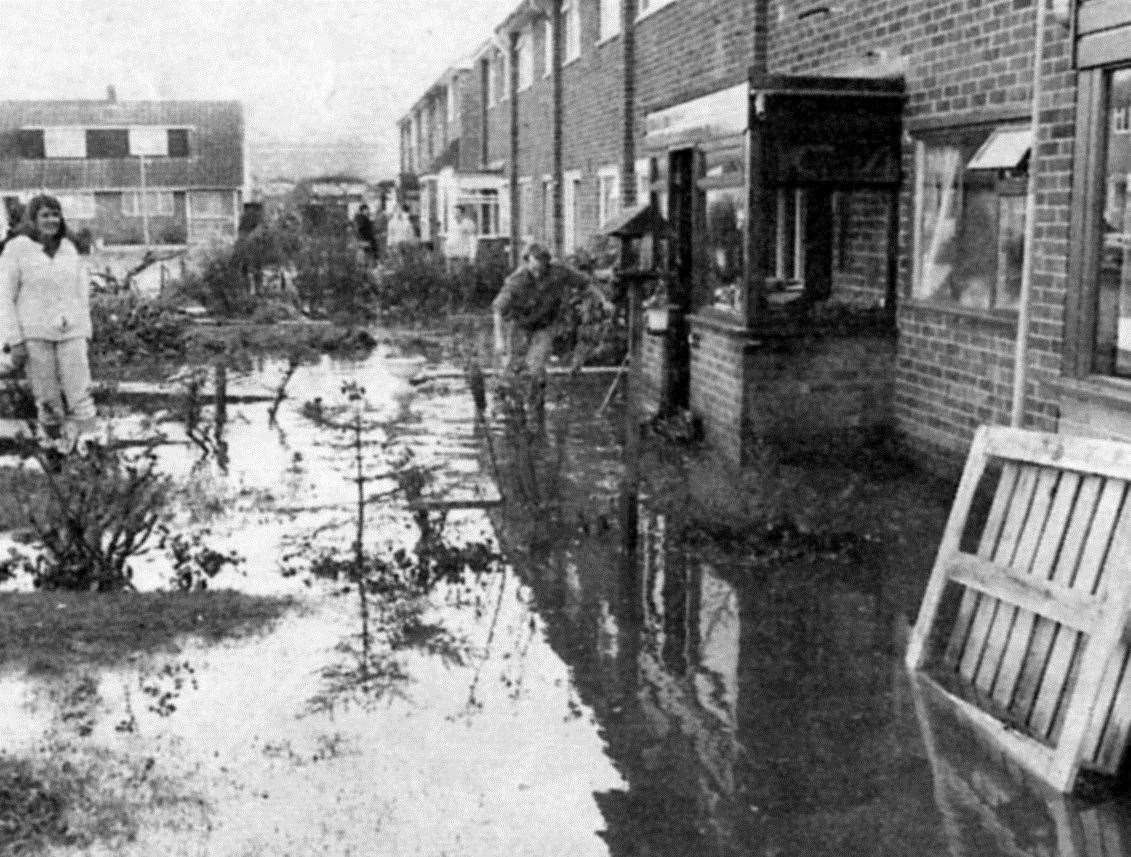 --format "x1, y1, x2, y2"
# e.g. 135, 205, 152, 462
907, 427, 1131, 792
